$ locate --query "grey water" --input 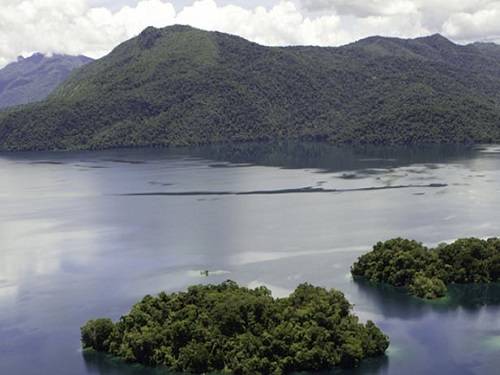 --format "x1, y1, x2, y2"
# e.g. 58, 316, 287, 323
1, 142, 500, 375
